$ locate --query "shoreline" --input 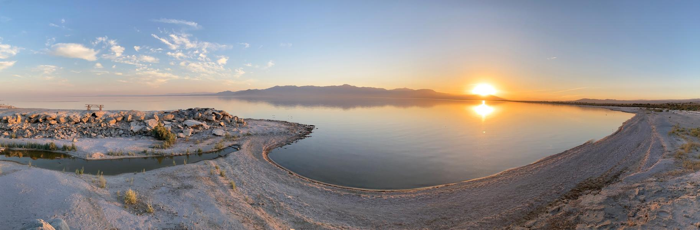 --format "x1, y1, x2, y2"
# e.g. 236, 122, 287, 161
1, 106, 698, 229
